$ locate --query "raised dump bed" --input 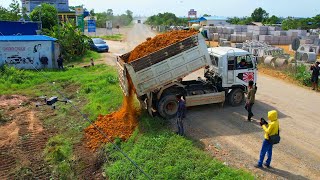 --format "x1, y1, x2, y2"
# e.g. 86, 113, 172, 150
117, 33, 211, 97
